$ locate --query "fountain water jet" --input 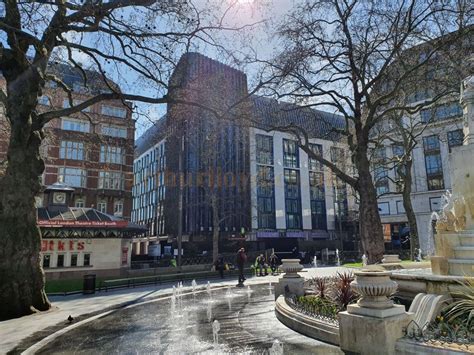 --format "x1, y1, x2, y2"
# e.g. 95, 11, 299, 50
212, 320, 220, 347
269, 340, 284, 355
